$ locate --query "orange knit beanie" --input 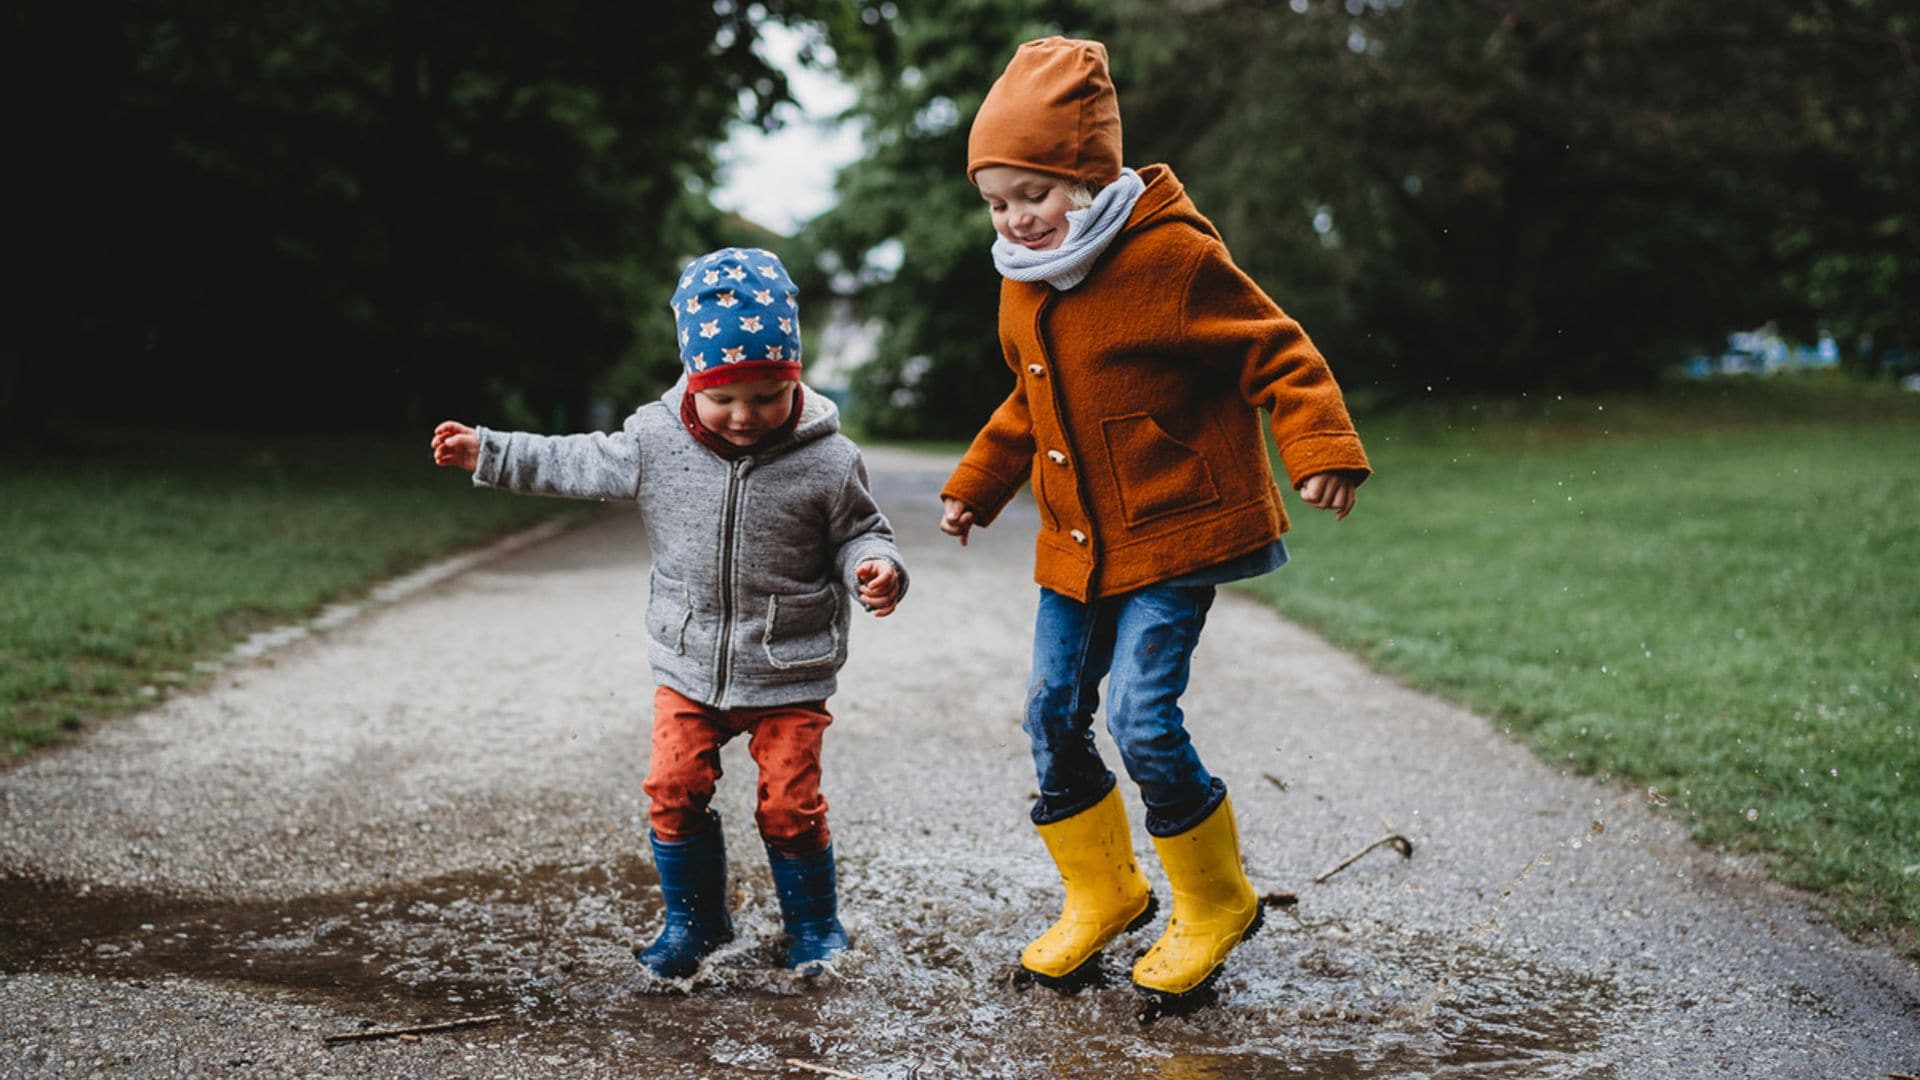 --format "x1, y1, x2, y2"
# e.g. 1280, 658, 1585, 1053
967, 37, 1123, 186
